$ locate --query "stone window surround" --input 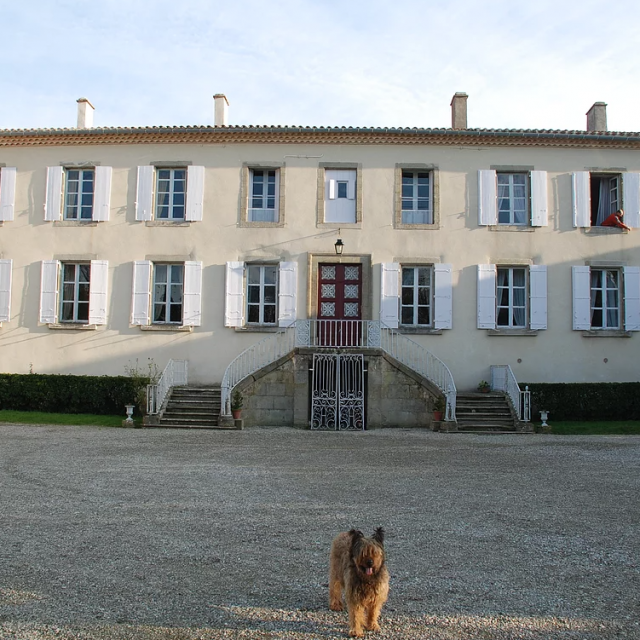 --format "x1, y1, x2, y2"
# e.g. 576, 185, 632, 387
317, 162, 362, 228
307, 253, 371, 320
394, 163, 440, 230
239, 162, 286, 228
